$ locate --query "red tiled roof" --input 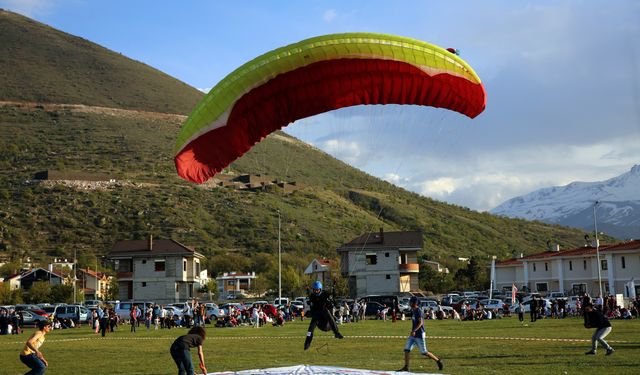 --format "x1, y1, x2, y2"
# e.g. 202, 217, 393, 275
600, 239, 640, 252
495, 239, 640, 265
